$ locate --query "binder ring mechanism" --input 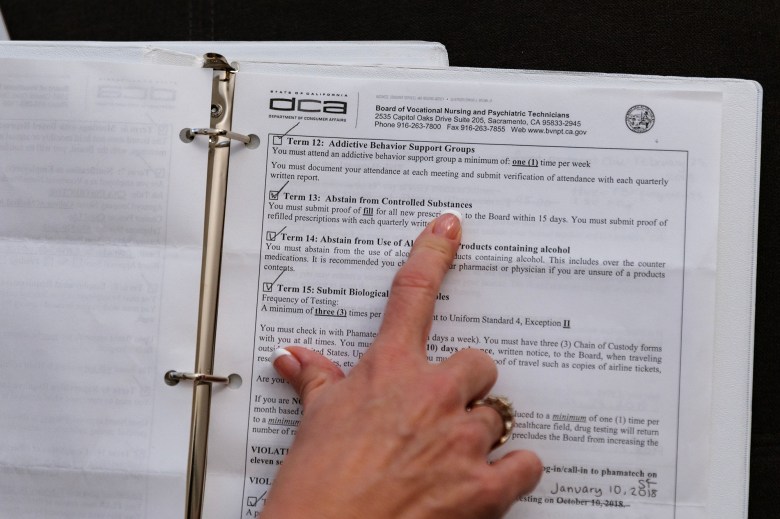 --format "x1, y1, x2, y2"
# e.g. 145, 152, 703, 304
179, 127, 260, 149
164, 370, 242, 389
